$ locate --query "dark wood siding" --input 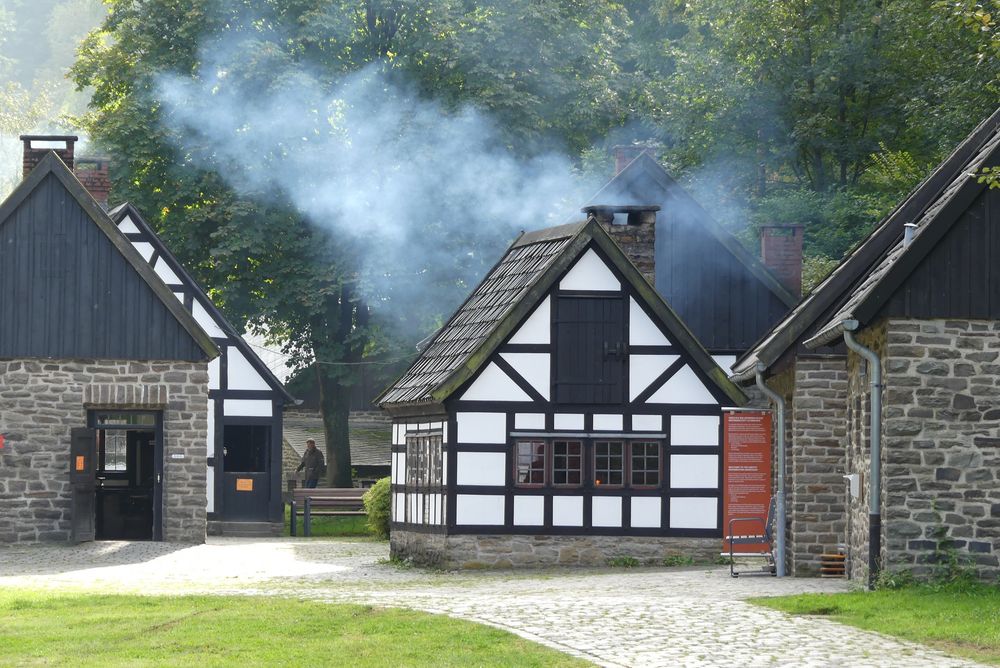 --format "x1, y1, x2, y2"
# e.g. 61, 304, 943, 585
554, 295, 625, 404
882, 189, 1000, 320
0, 173, 207, 360
616, 171, 790, 352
